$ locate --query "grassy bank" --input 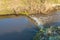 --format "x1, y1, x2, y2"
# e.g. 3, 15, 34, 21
0, 0, 60, 15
